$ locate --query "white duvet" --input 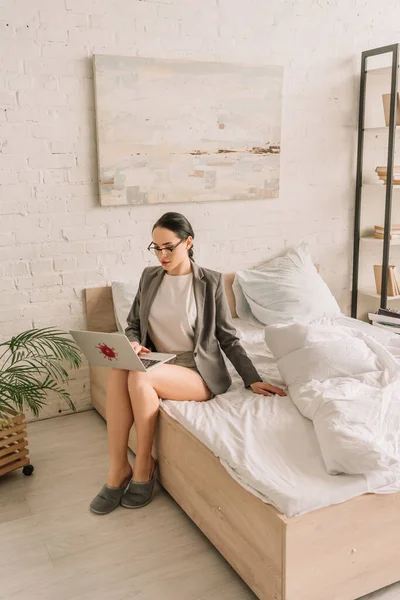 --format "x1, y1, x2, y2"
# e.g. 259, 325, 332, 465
162, 317, 400, 517
264, 320, 400, 489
